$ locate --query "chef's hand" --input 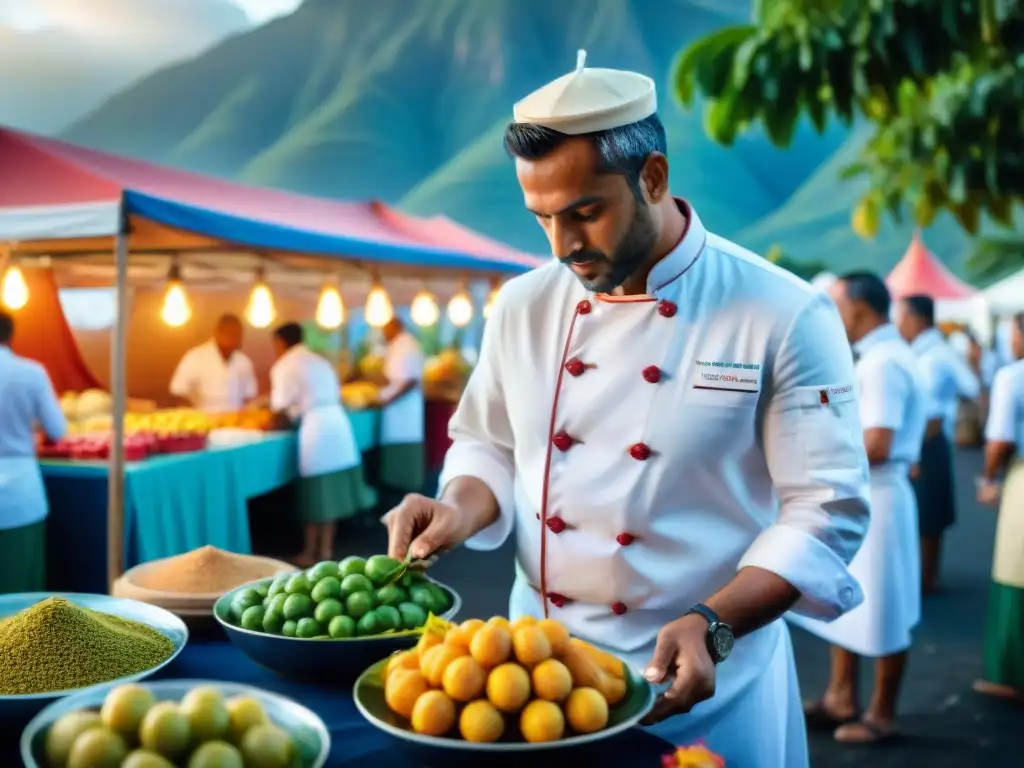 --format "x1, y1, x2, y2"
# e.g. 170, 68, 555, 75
640, 613, 716, 725
977, 479, 1002, 506
382, 494, 474, 561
